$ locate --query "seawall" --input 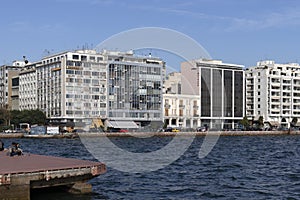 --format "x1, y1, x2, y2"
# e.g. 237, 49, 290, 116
1, 130, 299, 139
